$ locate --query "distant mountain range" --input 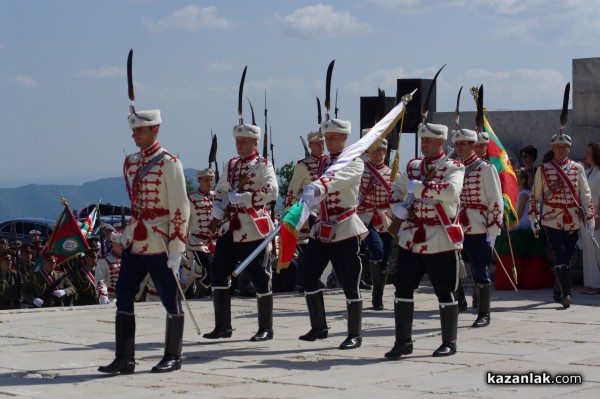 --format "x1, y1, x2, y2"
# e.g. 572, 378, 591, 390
0, 169, 198, 222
